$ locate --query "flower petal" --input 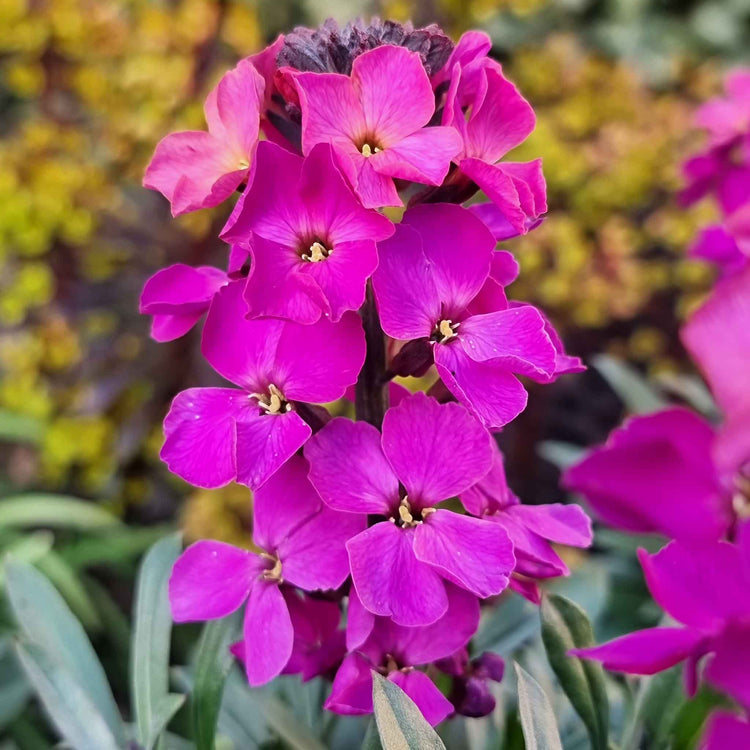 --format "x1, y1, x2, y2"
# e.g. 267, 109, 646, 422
372, 223, 440, 340
169, 540, 257, 621
348, 522, 448, 627
381, 393, 493, 506
388, 671, 454, 727
305, 418, 398, 515
414, 510, 514, 598
325, 653, 374, 716
242, 581, 294, 686
571, 628, 705, 675
705, 622, 750, 708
